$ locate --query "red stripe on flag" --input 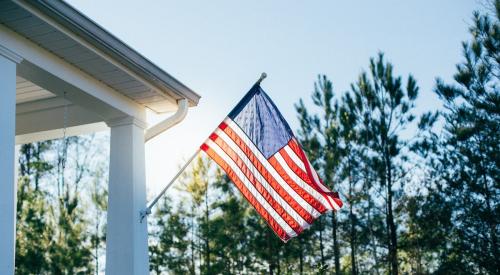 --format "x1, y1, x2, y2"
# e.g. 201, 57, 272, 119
219, 123, 322, 219
201, 143, 290, 241
330, 193, 343, 209
288, 138, 305, 159
209, 134, 304, 234
219, 121, 229, 130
